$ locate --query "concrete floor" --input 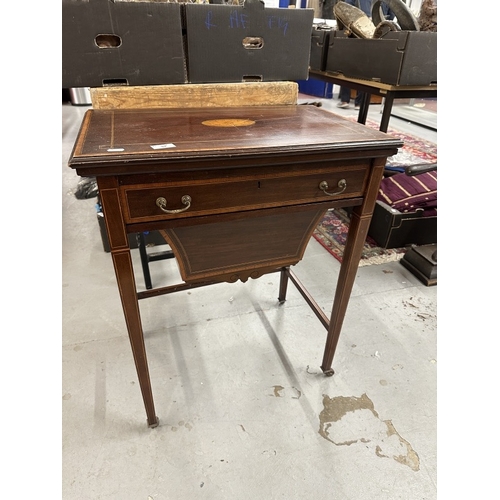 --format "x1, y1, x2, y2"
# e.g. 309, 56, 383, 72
62, 92, 437, 500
